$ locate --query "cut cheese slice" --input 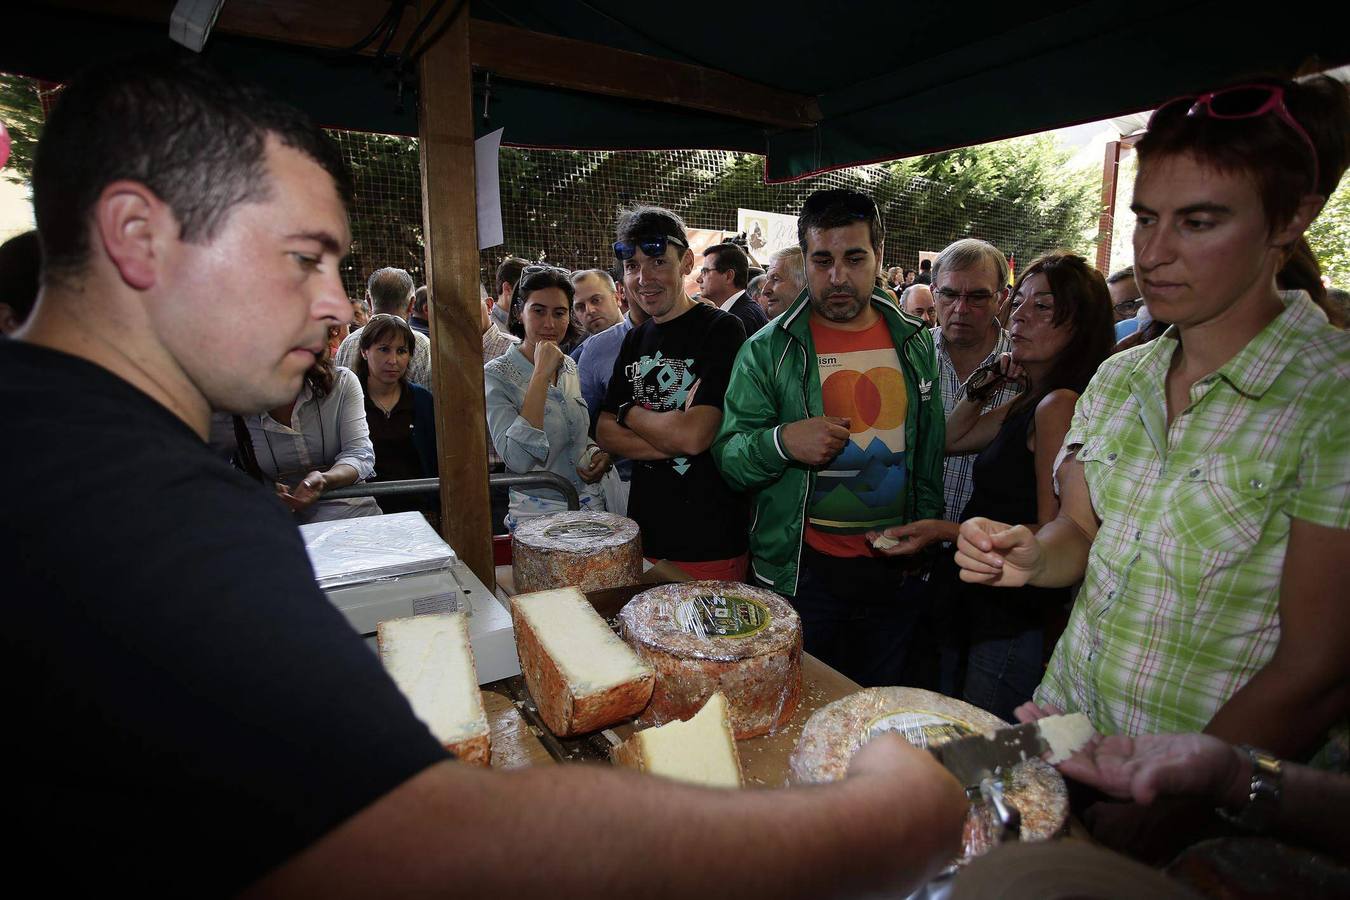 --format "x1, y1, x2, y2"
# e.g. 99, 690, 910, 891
511, 586, 654, 737
377, 612, 491, 766
1039, 713, 1095, 764
611, 692, 743, 789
